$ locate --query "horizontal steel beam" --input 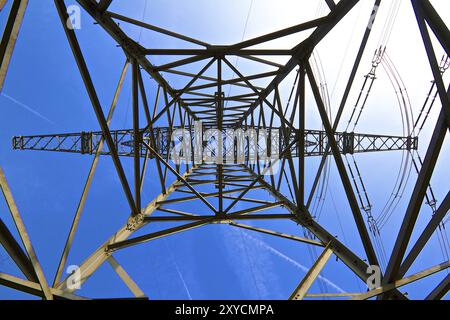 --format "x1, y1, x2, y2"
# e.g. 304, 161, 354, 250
144, 48, 293, 56
12, 128, 417, 160
143, 213, 295, 222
